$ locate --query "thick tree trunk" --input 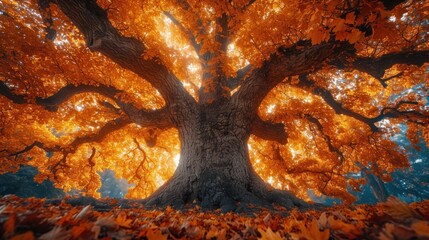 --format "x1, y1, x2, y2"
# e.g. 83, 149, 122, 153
144, 101, 309, 211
